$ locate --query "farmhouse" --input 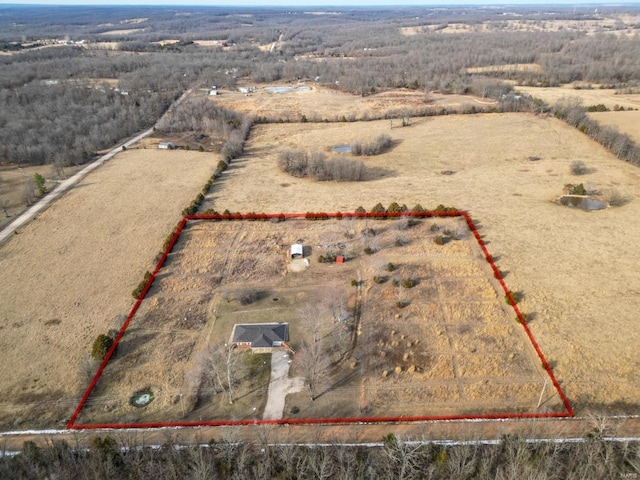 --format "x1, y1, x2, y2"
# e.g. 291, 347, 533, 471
231, 323, 289, 353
